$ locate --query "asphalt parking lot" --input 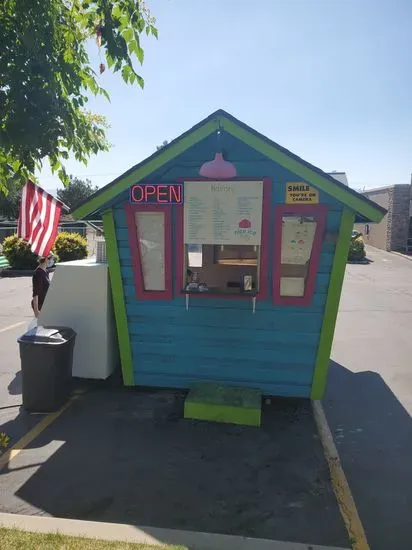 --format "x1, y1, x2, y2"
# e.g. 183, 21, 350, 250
1, 247, 412, 549
0, 389, 350, 549
324, 247, 412, 550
